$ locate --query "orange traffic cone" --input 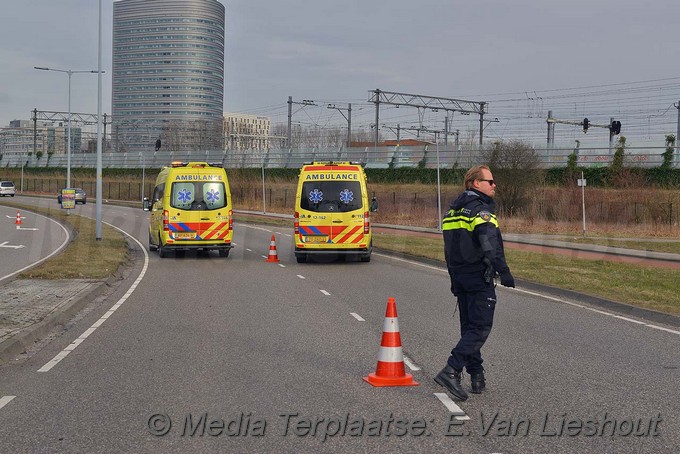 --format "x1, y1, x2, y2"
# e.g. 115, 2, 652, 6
363, 297, 419, 387
265, 234, 280, 263
15, 210, 22, 225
